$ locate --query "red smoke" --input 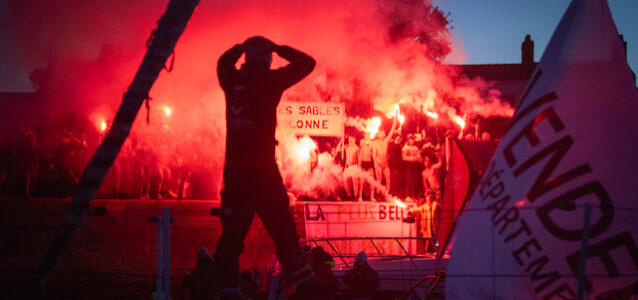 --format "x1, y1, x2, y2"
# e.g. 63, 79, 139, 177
5, 0, 513, 196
